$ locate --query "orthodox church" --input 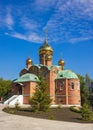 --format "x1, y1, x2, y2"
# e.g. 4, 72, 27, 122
12, 39, 81, 106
